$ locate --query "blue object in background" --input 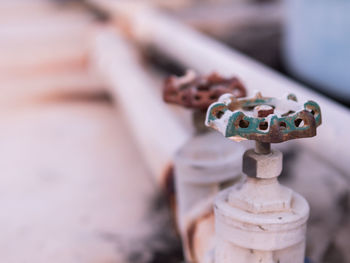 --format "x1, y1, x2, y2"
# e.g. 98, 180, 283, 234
284, 0, 350, 102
